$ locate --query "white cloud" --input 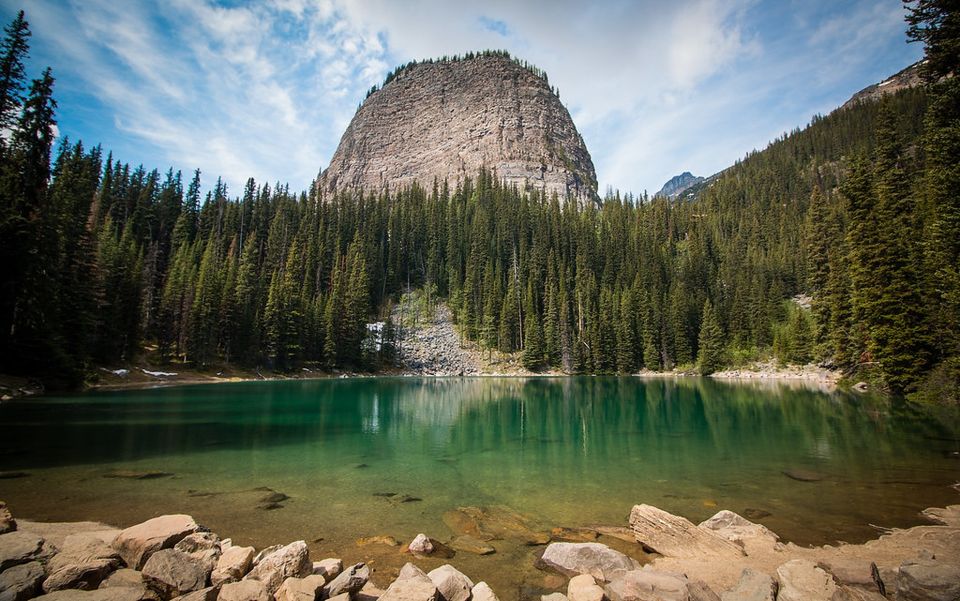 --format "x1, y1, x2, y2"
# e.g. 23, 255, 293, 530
9, 0, 921, 197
